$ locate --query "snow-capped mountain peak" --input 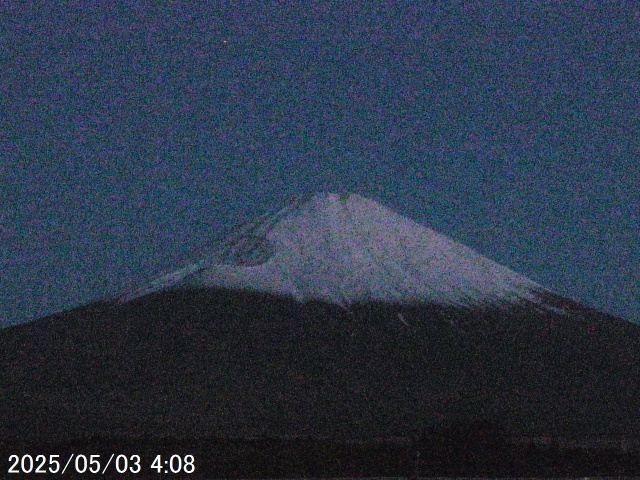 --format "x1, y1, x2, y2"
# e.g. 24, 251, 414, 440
117, 192, 548, 308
